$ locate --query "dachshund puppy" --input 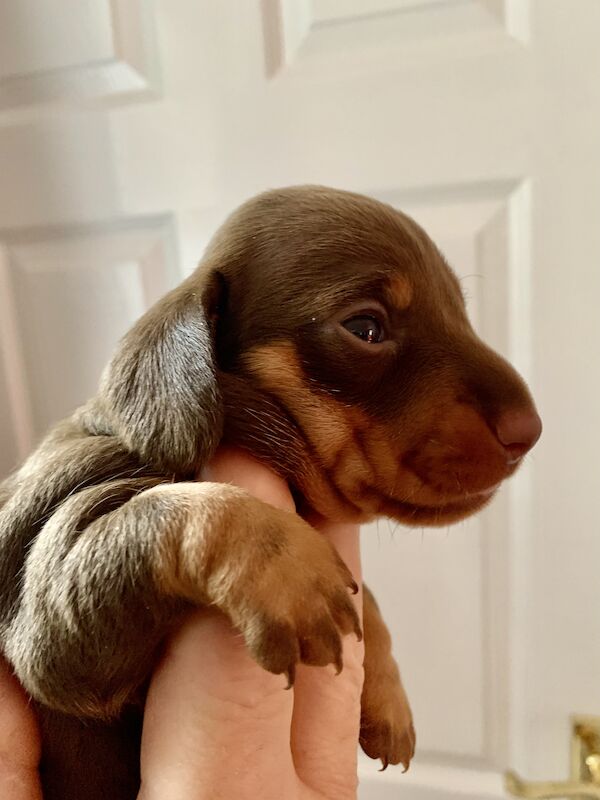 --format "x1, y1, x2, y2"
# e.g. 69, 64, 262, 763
0, 186, 541, 799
